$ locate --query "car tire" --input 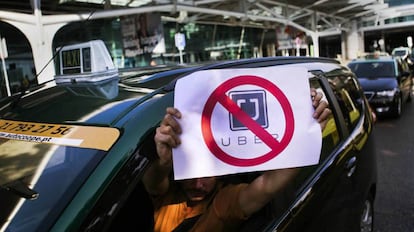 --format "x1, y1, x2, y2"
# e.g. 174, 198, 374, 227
360, 195, 374, 232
